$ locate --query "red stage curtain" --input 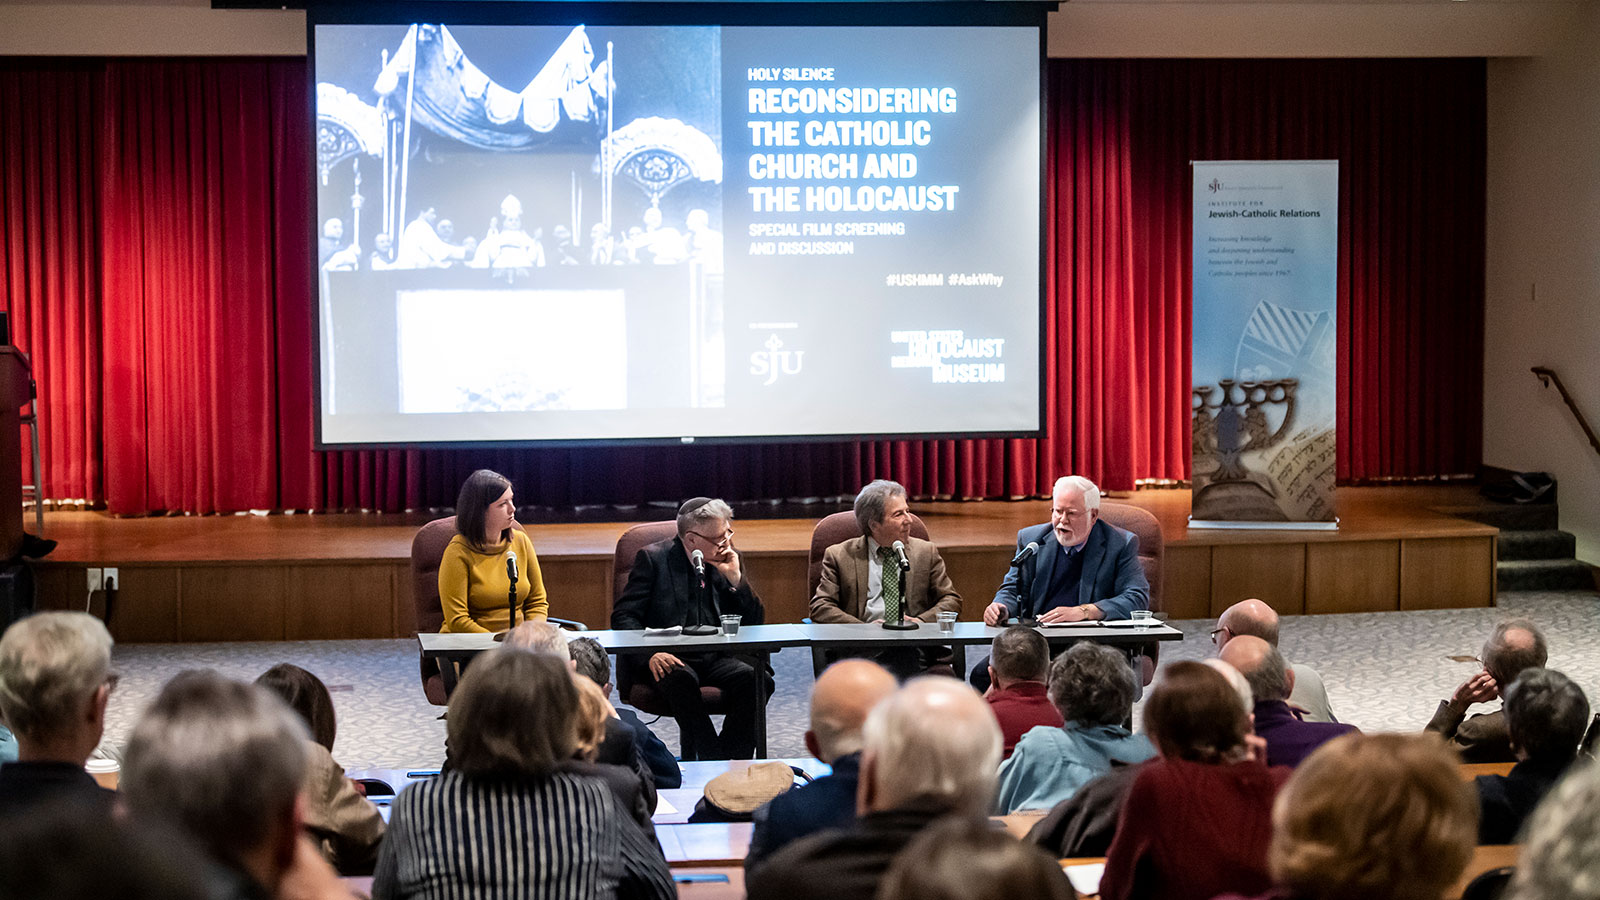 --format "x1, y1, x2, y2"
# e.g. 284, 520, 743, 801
0, 57, 1484, 515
